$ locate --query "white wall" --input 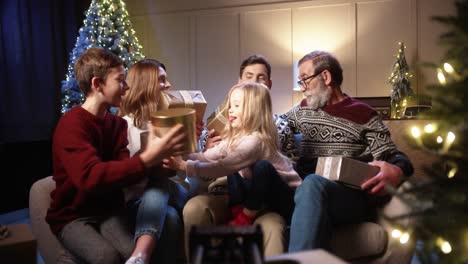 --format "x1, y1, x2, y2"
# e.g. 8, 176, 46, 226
126, 0, 455, 117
